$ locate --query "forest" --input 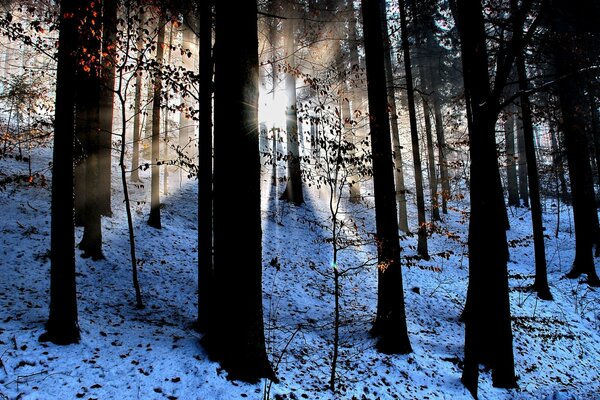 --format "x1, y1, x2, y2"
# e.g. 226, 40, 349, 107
0, 0, 599, 399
